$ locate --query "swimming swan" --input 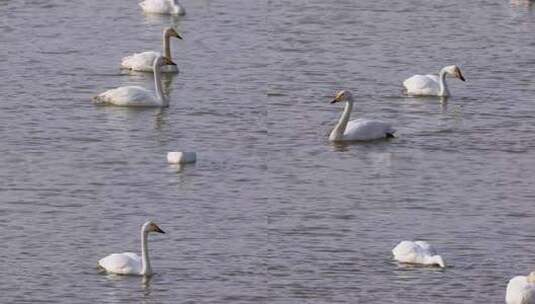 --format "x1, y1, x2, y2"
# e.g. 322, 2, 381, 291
403, 65, 466, 97
506, 272, 535, 304
98, 221, 165, 276
121, 27, 182, 73
94, 56, 173, 107
140, 0, 185, 15
392, 241, 446, 268
329, 90, 395, 142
